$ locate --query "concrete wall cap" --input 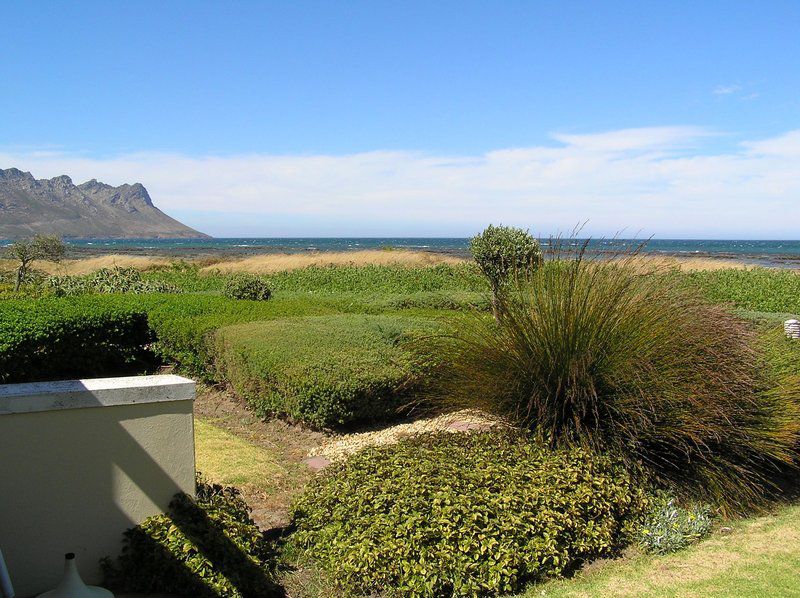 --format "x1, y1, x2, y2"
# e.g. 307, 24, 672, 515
0, 374, 195, 415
